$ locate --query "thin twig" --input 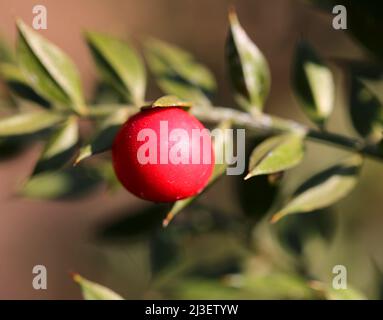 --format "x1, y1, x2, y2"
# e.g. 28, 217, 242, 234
191, 106, 383, 161
88, 104, 383, 161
